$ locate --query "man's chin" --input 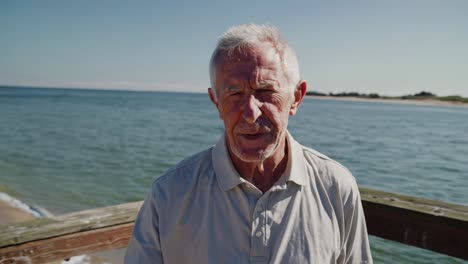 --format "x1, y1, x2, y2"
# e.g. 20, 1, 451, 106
232, 148, 273, 163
